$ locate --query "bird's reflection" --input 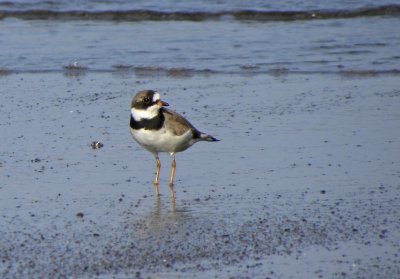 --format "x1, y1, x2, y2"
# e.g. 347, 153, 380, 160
132, 193, 191, 236
154, 194, 176, 216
